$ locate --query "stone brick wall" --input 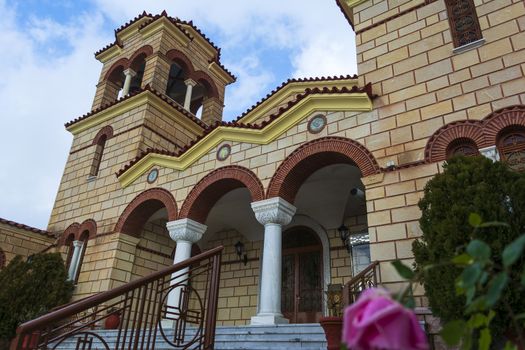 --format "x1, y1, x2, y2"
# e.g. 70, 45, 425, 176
0, 223, 55, 267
